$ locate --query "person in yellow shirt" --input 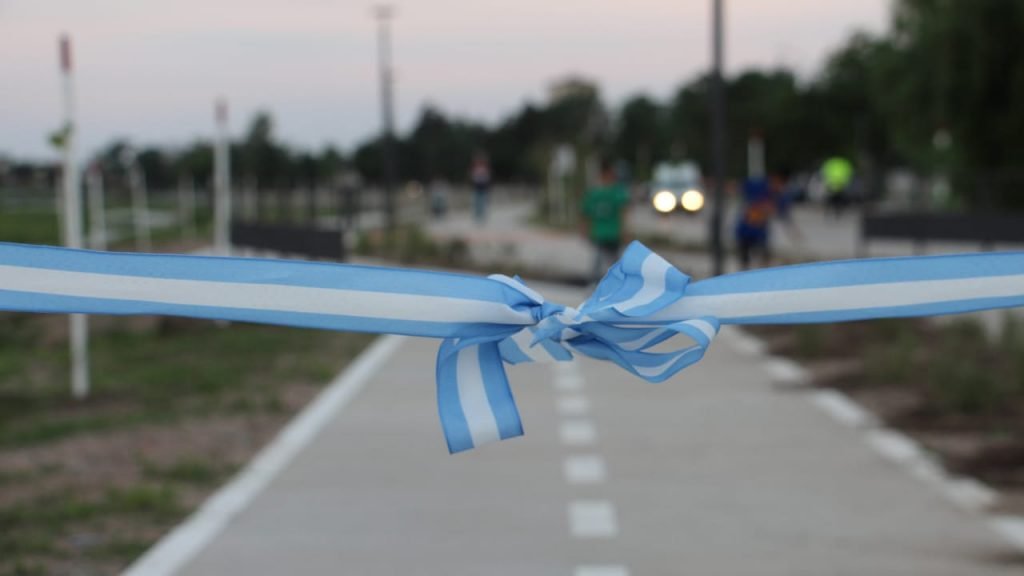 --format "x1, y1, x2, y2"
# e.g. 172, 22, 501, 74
822, 156, 854, 218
